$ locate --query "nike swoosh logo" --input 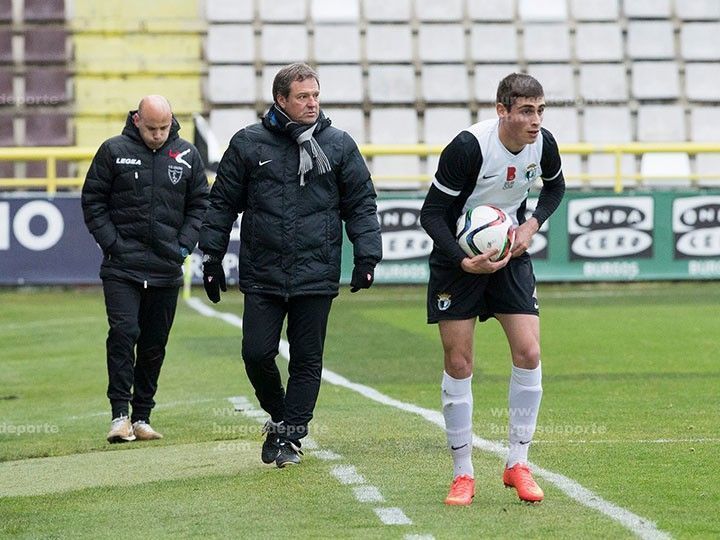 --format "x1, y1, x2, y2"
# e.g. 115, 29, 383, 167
519, 440, 530, 445
450, 444, 468, 451
259, 159, 273, 166
482, 174, 498, 179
